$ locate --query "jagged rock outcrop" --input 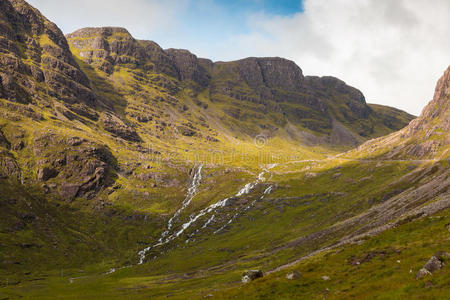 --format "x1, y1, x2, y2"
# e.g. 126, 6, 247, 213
99, 112, 141, 142
67, 27, 178, 77
355, 66, 449, 159
407, 66, 450, 136
32, 132, 117, 200
0, 0, 95, 105
164, 48, 211, 87
236, 57, 304, 91
0, 149, 20, 179
64, 26, 413, 146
